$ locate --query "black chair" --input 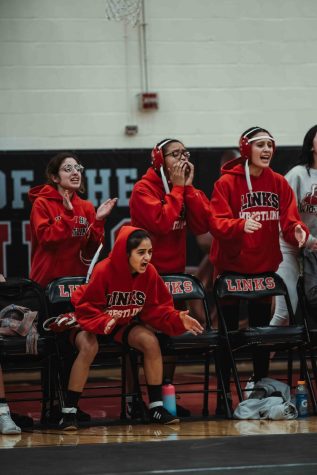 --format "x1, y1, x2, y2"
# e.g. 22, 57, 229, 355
213, 271, 317, 413
297, 271, 317, 408
0, 278, 57, 423
45, 276, 136, 421
157, 273, 231, 417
